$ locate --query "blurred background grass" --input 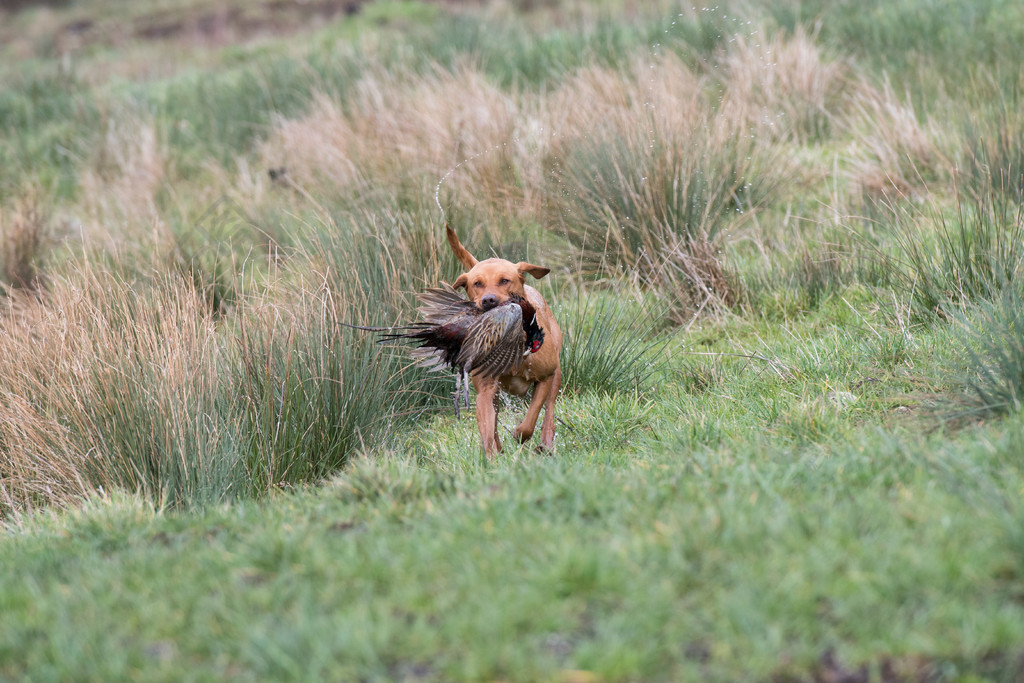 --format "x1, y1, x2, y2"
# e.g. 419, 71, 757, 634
1, 0, 1023, 517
